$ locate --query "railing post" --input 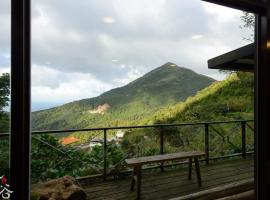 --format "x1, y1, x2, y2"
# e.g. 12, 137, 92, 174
103, 129, 107, 181
160, 126, 164, 172
241, 121, 246, 159
205, 123, 209, 165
